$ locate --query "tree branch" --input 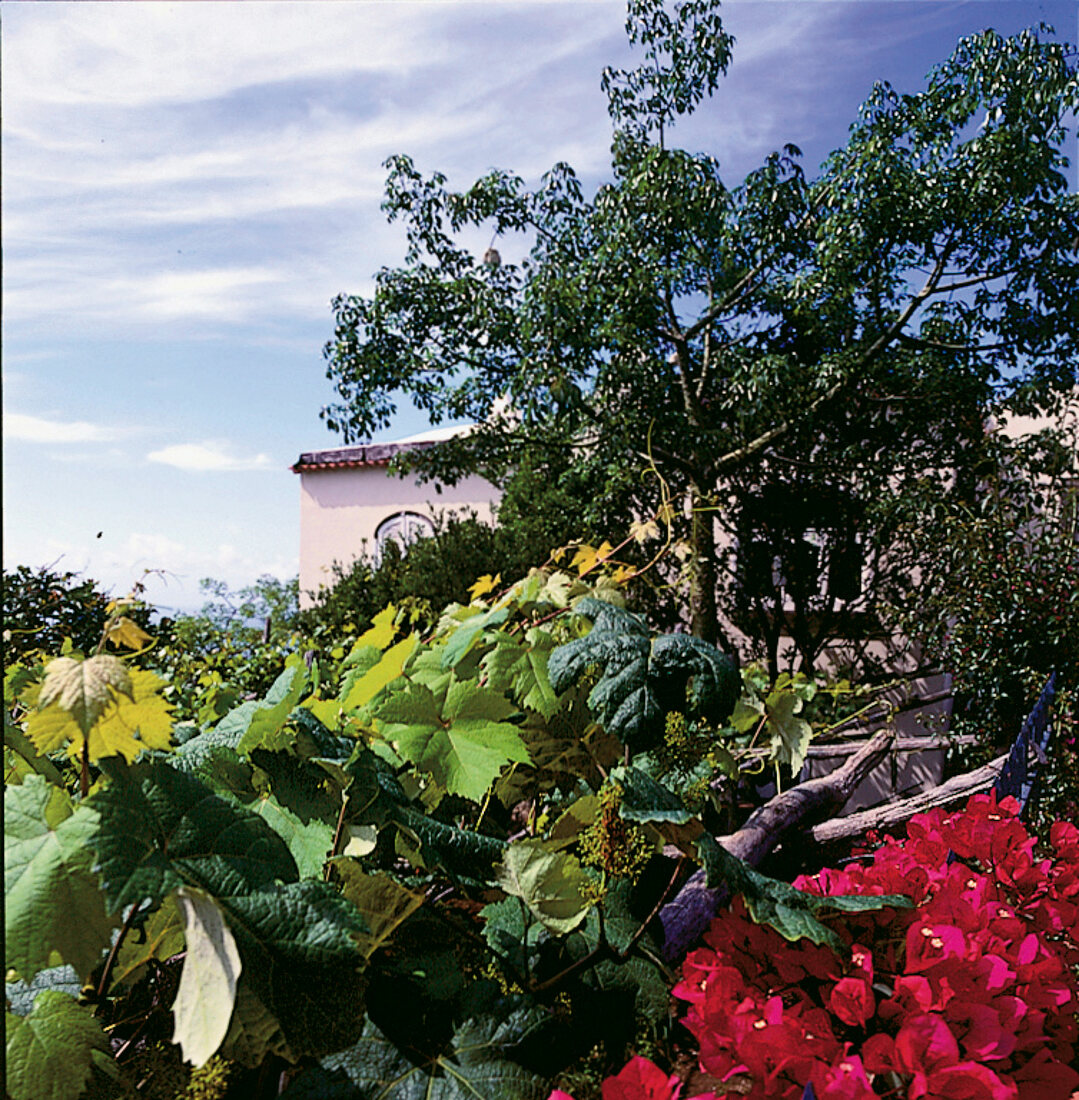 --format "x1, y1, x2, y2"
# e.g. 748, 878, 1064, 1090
659, 729, 895, 959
